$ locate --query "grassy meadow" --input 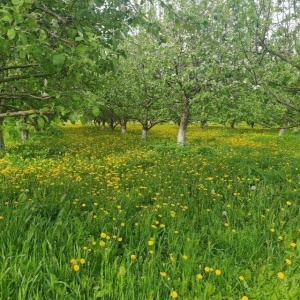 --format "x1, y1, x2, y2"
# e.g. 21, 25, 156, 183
1, 124, 300, 299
